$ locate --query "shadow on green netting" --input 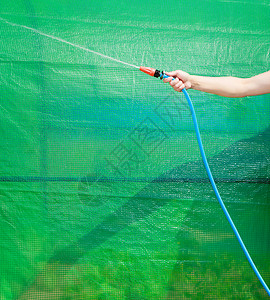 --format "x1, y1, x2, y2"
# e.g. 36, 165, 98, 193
19, 126, 270, 299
